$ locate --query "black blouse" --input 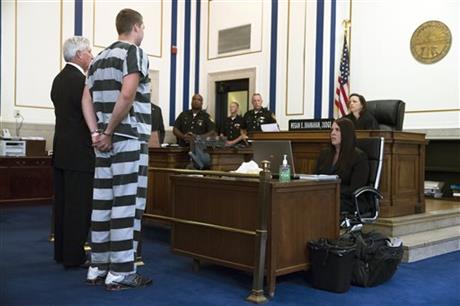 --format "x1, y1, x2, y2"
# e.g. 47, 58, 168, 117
345, 111, 379, 130
315, 147, 370, 212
